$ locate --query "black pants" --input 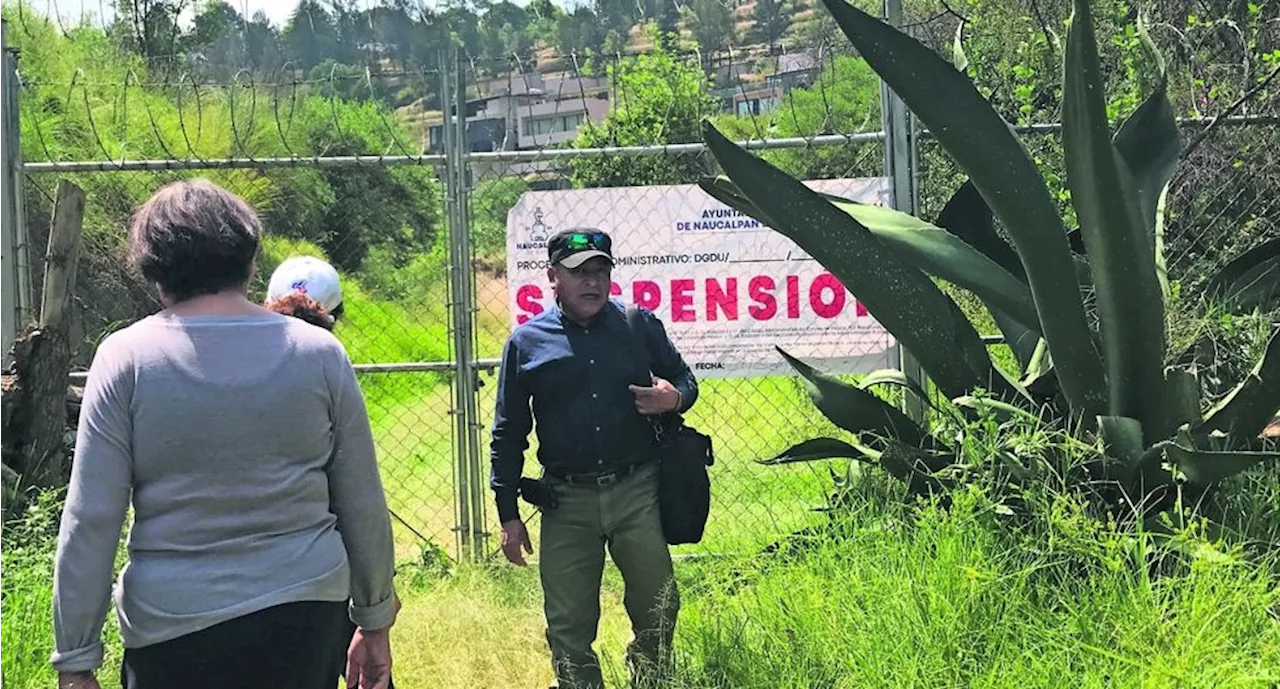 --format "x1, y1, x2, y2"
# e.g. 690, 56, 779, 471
121, 600, 348, 689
